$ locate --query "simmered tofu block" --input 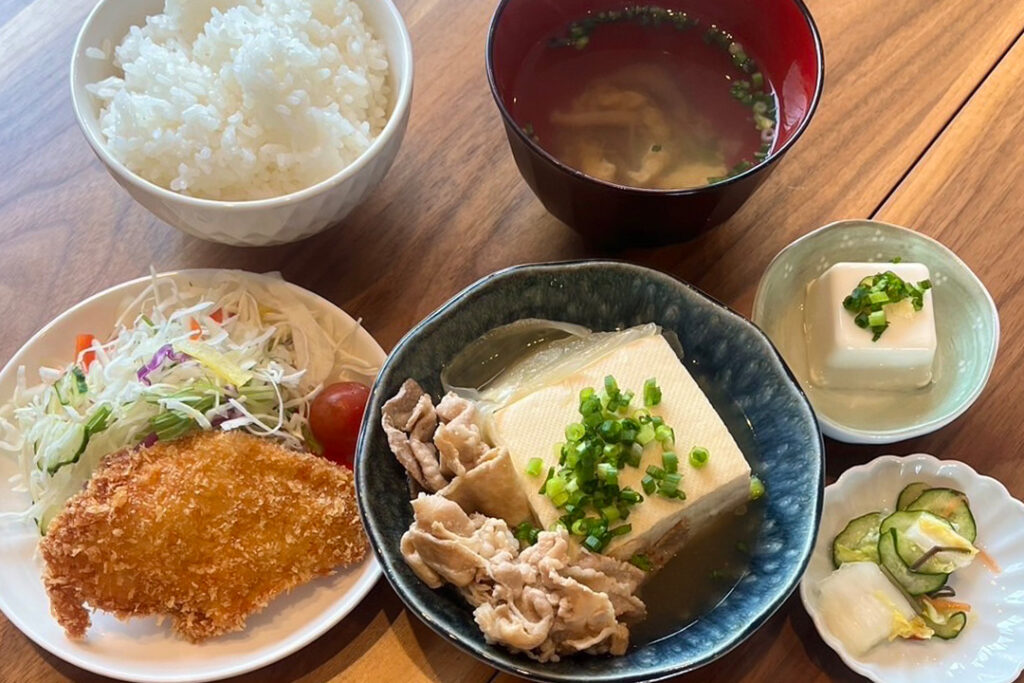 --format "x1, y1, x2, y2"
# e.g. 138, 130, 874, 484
490, 334, 751, 562
804, 262, 936, 391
